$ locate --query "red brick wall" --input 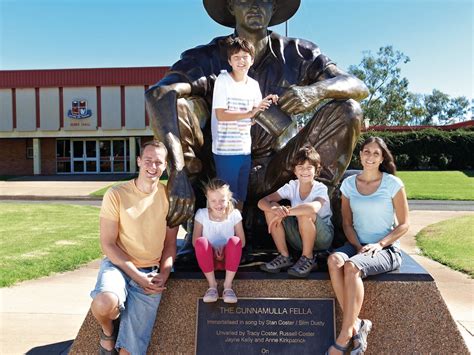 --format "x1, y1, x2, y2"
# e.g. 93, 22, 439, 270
0, 139, 33, 176
41, 138, 56, 174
